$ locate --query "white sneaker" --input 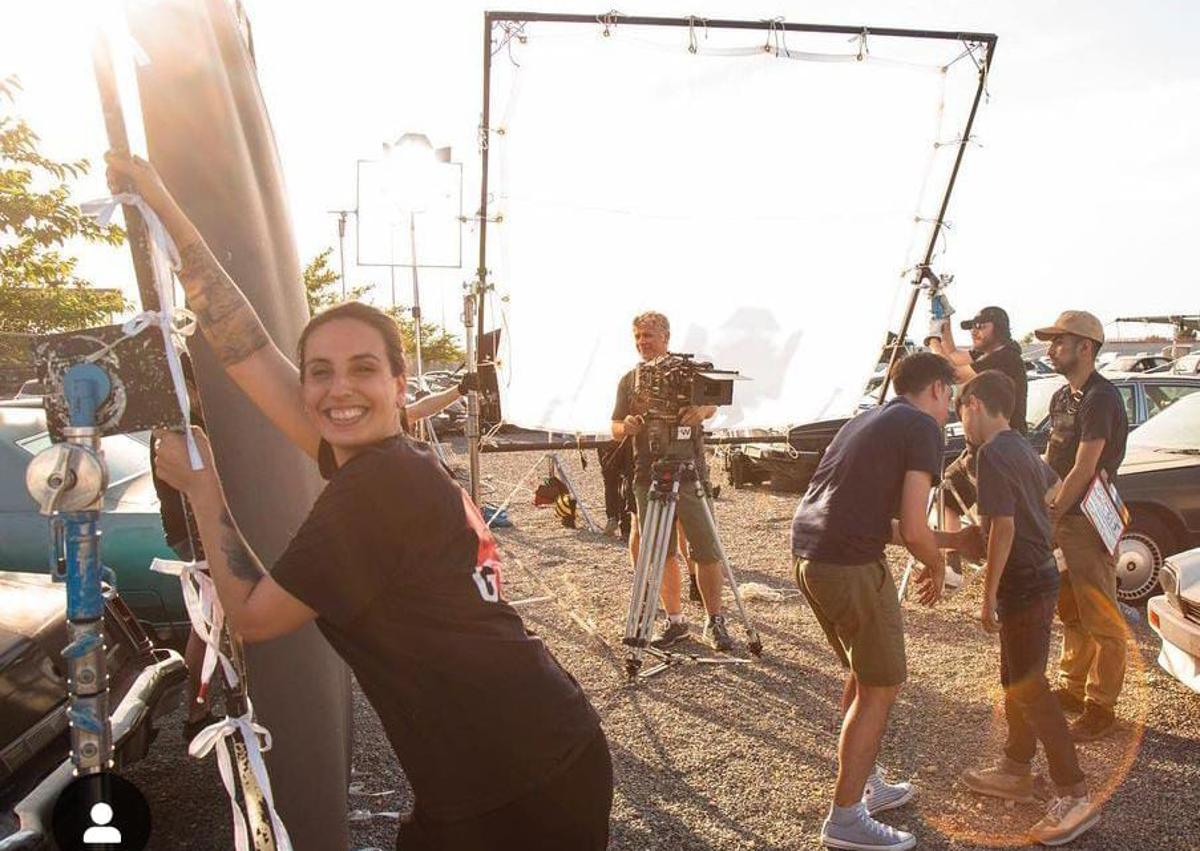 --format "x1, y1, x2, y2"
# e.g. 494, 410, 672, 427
822, 802, 916, 850
1030, 795, 1100, 846
863, 765, 915, 815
